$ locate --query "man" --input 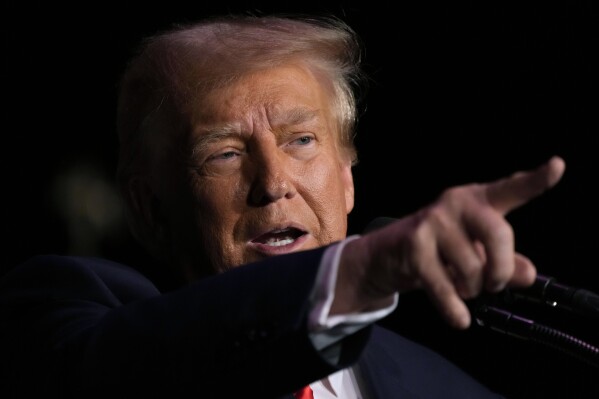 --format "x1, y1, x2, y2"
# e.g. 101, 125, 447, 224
0, 13, 565, 398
